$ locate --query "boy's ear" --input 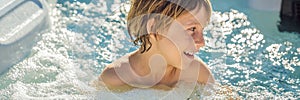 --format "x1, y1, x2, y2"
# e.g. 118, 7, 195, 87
146, 18, 155, 34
